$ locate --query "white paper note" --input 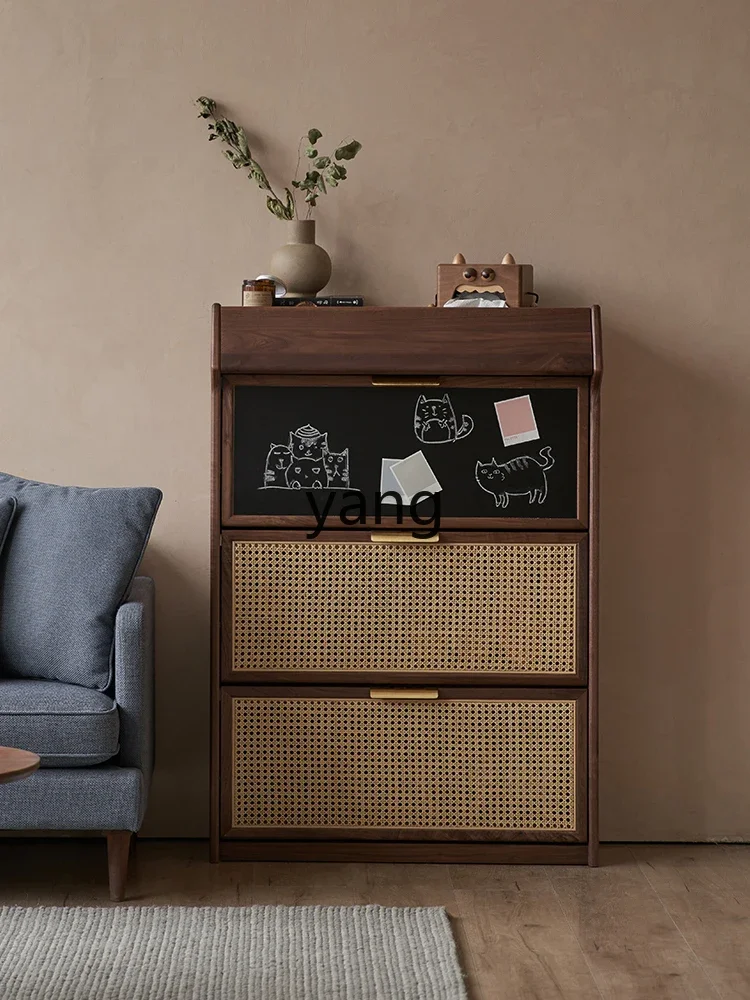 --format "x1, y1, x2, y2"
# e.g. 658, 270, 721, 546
390, 451, 442, 500
380, 458, 412, 503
